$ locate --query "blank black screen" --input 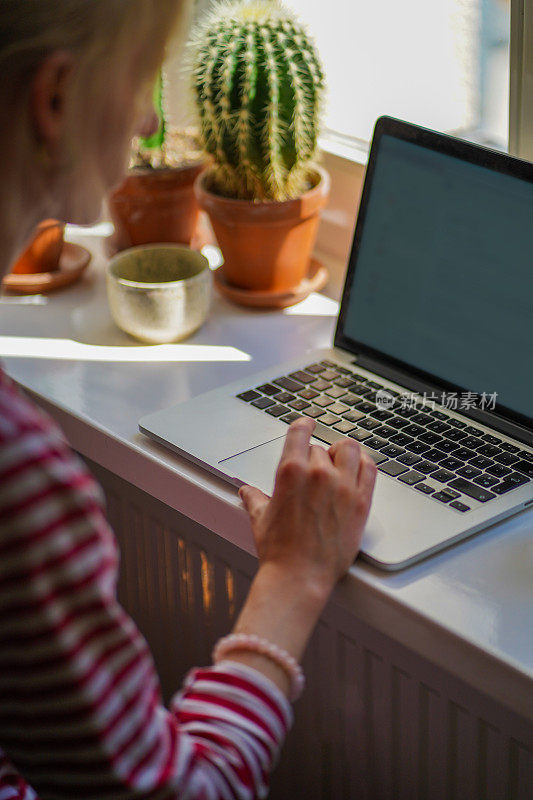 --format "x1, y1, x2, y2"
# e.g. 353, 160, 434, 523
343, 134, 533, 421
